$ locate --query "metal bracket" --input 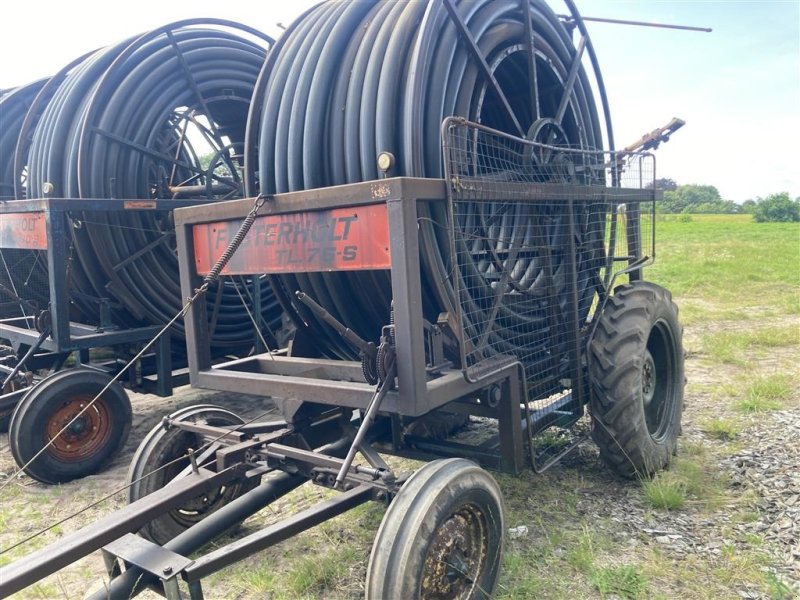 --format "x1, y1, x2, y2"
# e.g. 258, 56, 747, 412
102, 533, 193, 600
